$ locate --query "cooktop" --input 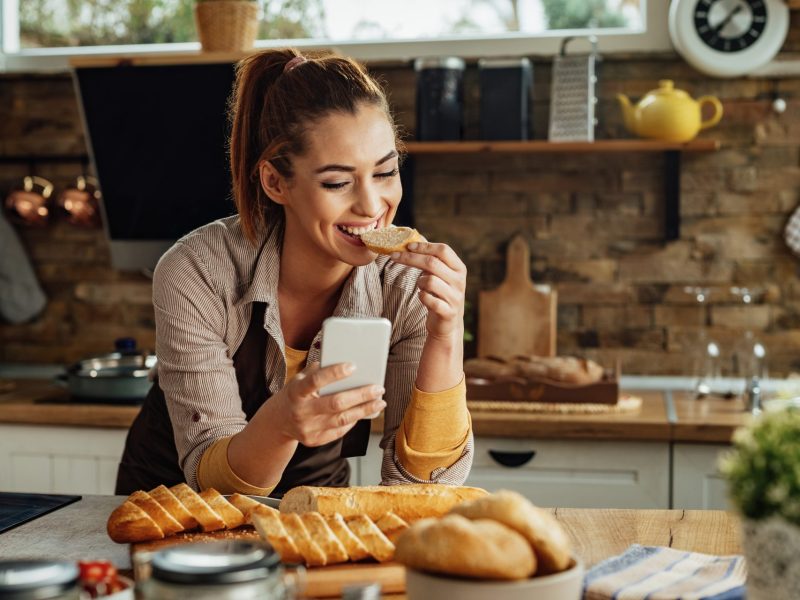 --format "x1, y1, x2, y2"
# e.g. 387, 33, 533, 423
0, 492, 81, 534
